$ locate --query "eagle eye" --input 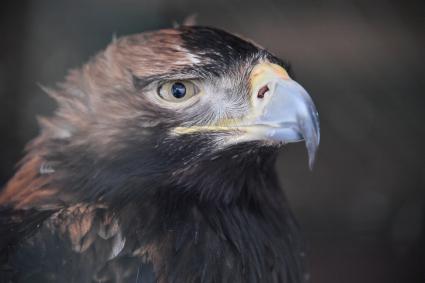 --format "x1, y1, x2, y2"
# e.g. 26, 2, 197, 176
158, 81, 198, 102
